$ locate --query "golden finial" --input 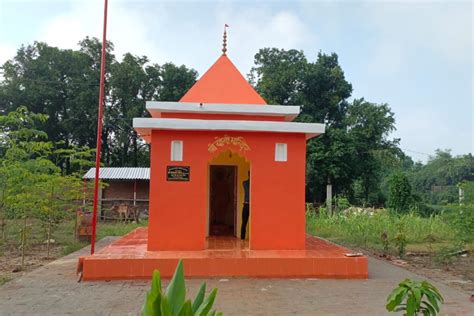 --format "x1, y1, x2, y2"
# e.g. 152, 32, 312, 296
222, 24, 229, 55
